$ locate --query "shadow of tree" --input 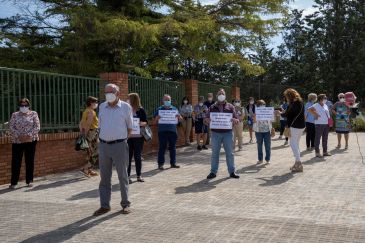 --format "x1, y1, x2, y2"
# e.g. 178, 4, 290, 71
20, 212, 121, 243
257, 172, 295, 186
175, 177, 230, 194
271, 145, 288, 151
